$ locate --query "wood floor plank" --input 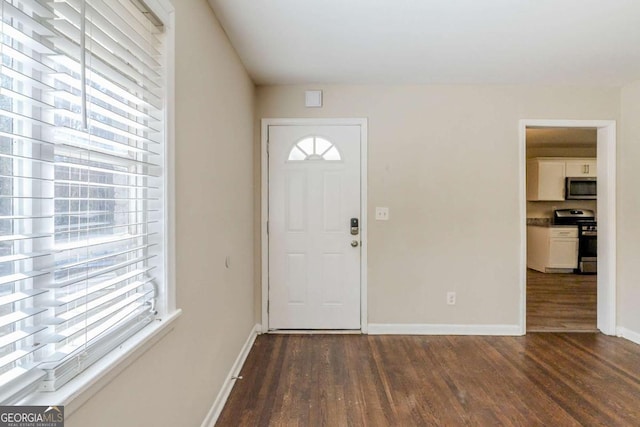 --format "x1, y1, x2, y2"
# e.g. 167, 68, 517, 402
216, 334, 640, 426
526, 269, 597, 332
